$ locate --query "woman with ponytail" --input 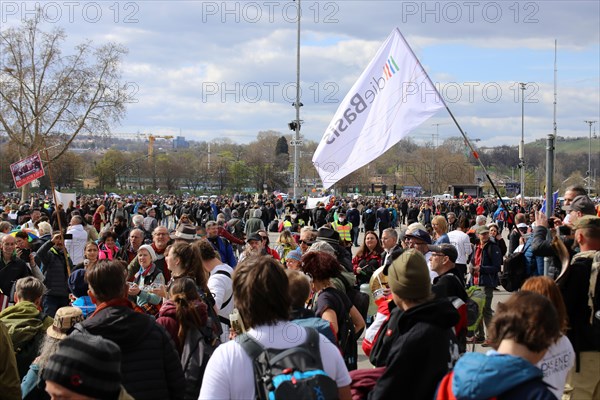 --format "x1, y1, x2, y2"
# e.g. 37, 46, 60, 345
156, 277, 209, 400
165, 241, 208, 295
156, 277, 208, 352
